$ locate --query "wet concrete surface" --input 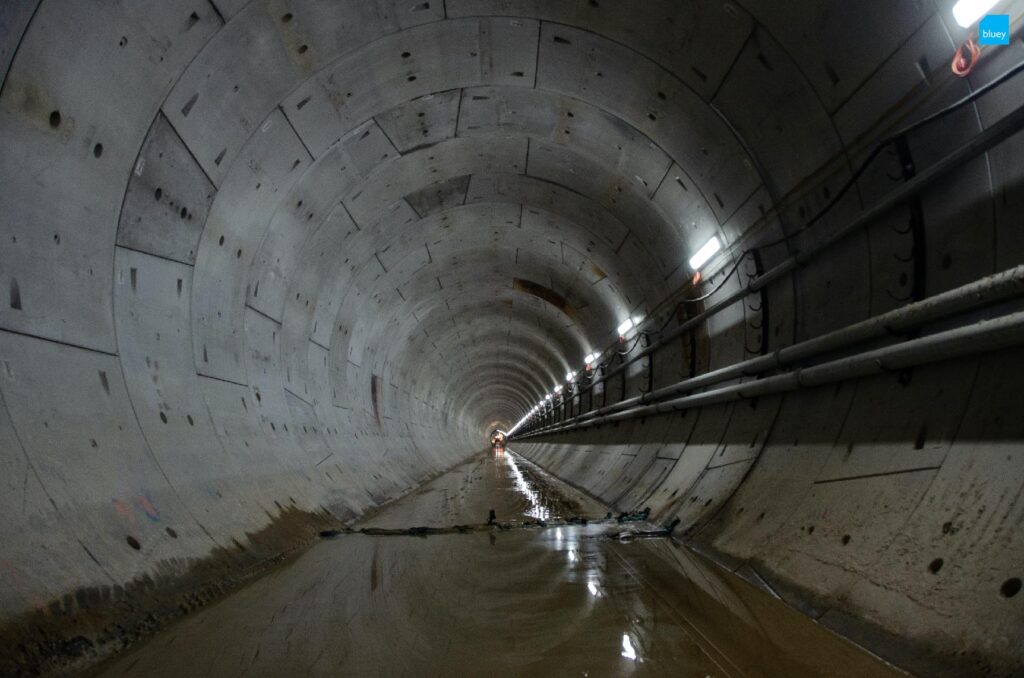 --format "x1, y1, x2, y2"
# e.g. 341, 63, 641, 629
94, 450, 905, 677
